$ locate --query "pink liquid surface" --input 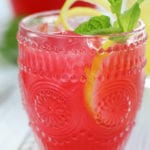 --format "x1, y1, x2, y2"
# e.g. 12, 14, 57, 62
18, 16, 146, 150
